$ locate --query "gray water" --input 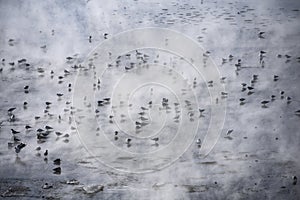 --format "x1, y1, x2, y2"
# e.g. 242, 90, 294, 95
0, 0, 300, 199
